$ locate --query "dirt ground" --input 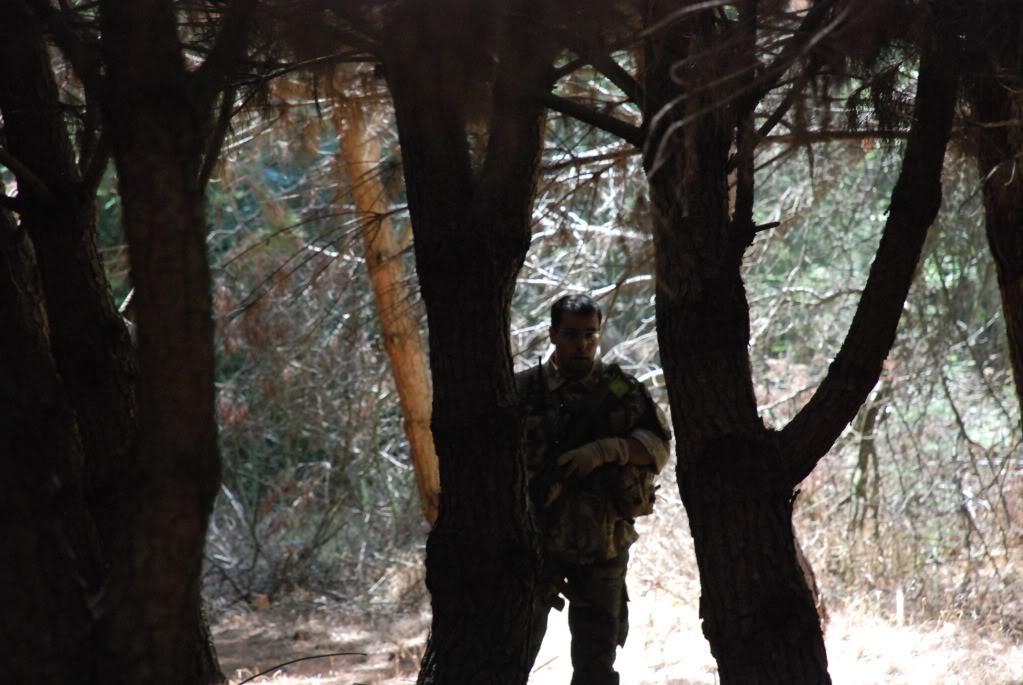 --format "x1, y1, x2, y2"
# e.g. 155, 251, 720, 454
212, 512, 1023, 684
212, 576, 1023, 684
213, 593, 429, 684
